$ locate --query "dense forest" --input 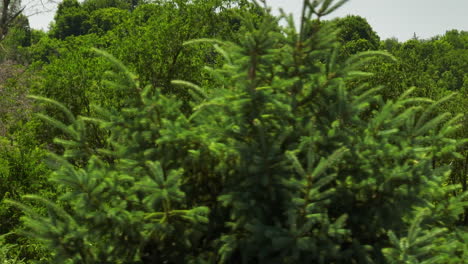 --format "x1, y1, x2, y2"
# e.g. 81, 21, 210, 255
0, 0, 467, 263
